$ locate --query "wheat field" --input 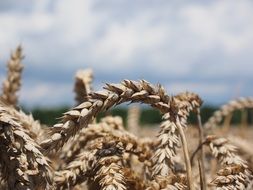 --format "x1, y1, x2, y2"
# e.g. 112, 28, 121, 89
0, 46, 252, 190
